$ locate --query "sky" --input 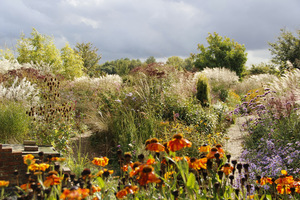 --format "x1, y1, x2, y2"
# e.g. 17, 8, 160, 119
0, 0, 299, 66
